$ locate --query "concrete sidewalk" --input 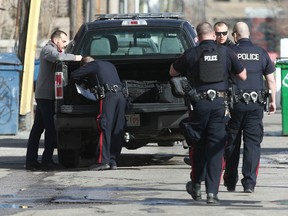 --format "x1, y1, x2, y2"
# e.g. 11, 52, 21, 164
213, 110, 288, 215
